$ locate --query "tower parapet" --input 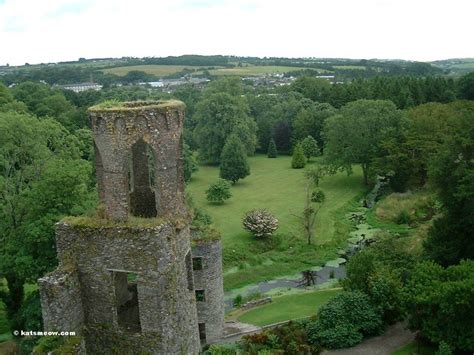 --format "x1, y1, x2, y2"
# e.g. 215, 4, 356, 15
89, 100, 187, 221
